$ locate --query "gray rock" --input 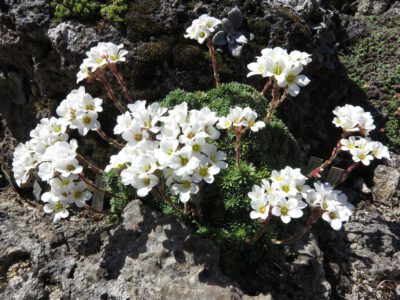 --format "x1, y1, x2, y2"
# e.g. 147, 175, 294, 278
372, 153, 400, 206
0, 190, 244, 299
356, 0, 396, 16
